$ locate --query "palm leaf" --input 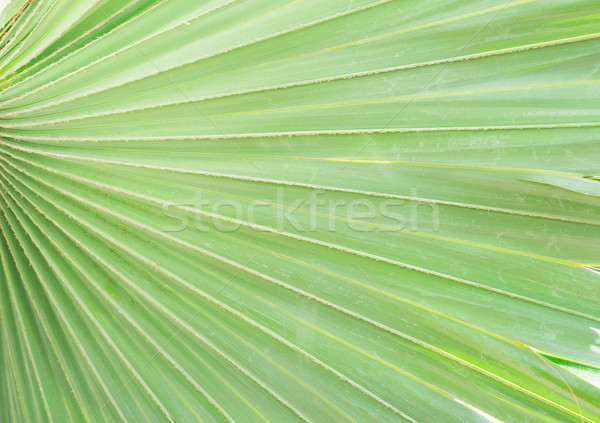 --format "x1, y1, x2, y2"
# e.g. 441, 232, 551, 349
1, 0, 599, 422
